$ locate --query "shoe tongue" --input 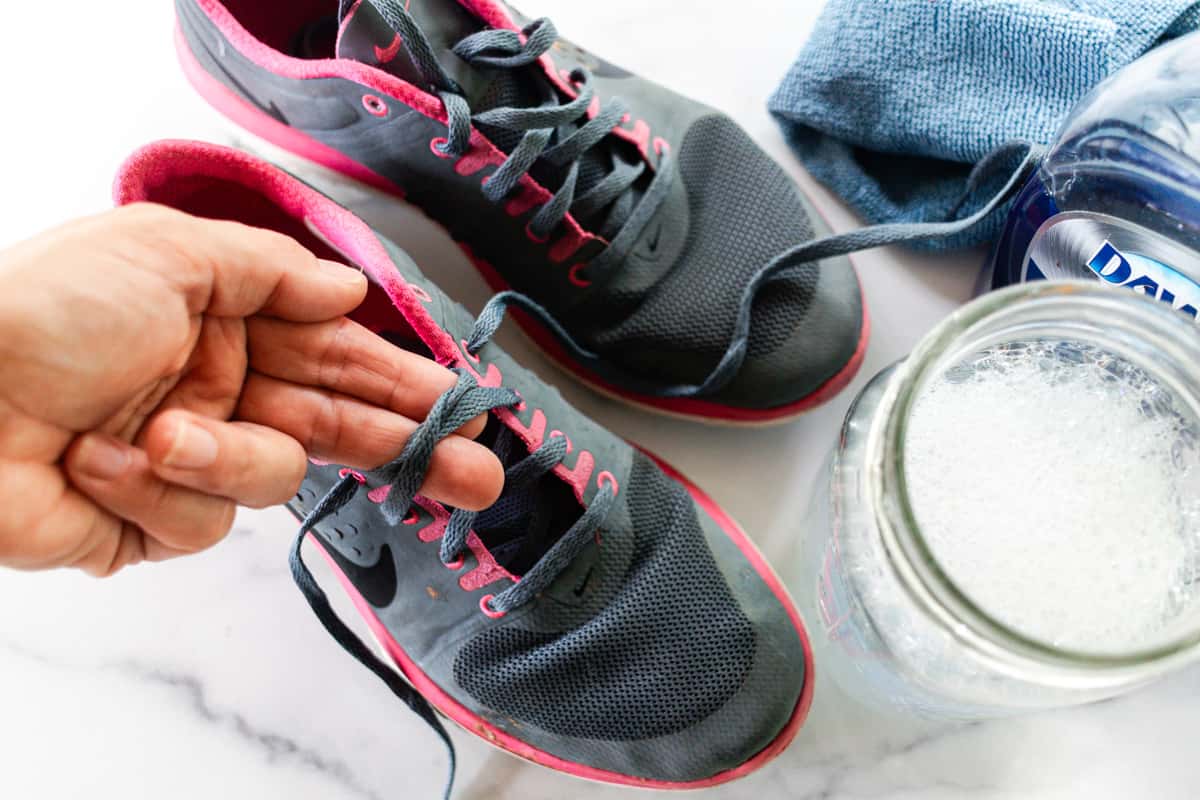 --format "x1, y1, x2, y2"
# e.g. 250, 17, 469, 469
469, 421, 581, 577
335, 0, 514, 109
336, 1, 638, 233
